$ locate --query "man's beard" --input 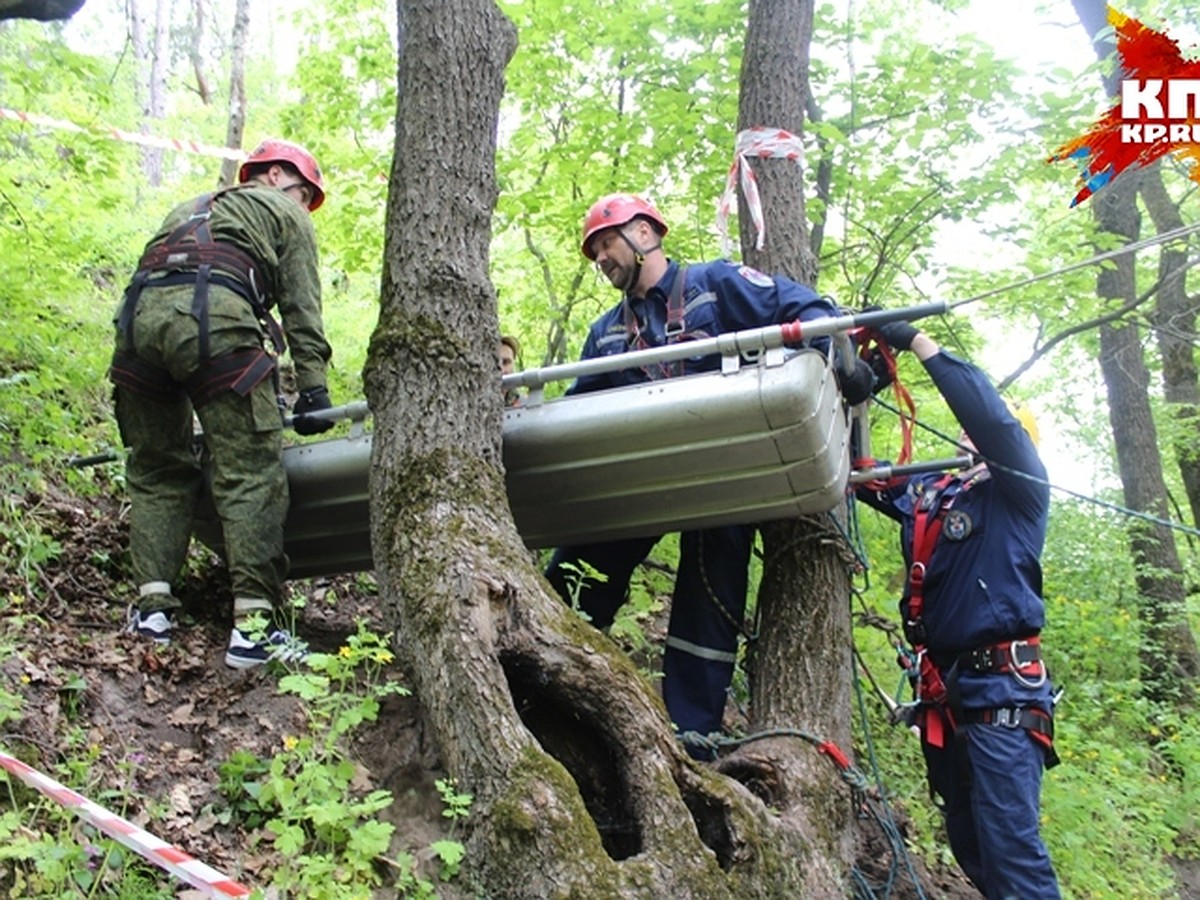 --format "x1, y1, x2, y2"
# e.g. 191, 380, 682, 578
604, 260, 633, 291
